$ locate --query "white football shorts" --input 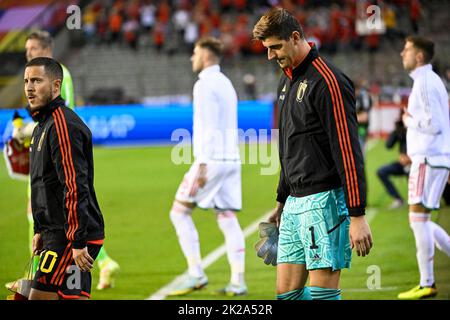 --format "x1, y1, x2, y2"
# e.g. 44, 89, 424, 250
408, 157, 450, 210
175, 160, 242, 211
